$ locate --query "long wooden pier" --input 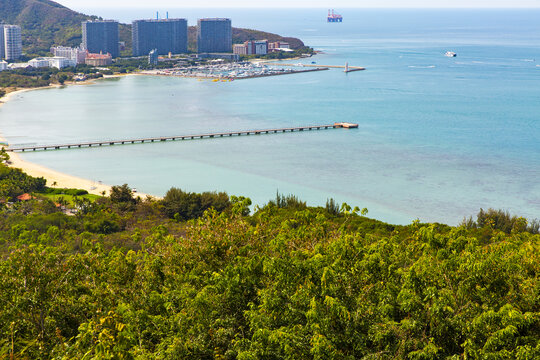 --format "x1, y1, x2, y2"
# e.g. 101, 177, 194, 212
5, 123, 357, 153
